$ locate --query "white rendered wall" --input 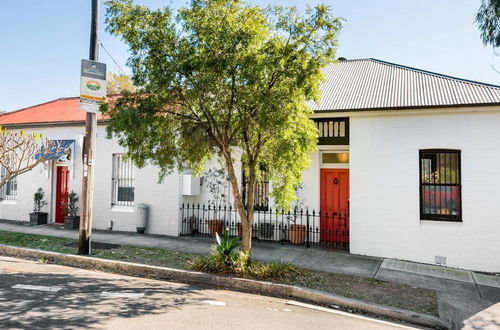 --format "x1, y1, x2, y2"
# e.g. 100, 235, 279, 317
0, 125, 181, 236
0, 126, 83, 222
349, 109, 500, 272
